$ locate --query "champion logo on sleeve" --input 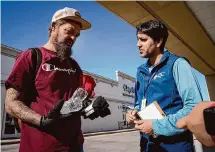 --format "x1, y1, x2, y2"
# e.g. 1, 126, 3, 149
42, 63, 76, 74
